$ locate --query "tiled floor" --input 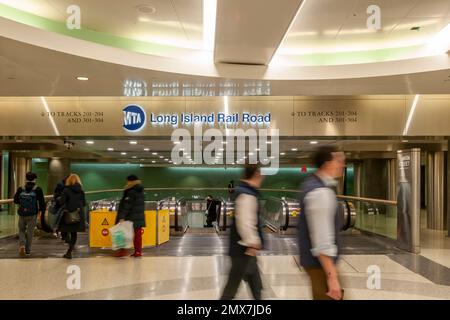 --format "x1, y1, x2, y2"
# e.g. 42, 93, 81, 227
0, 254, 448, 300
0, 227, 448, 300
